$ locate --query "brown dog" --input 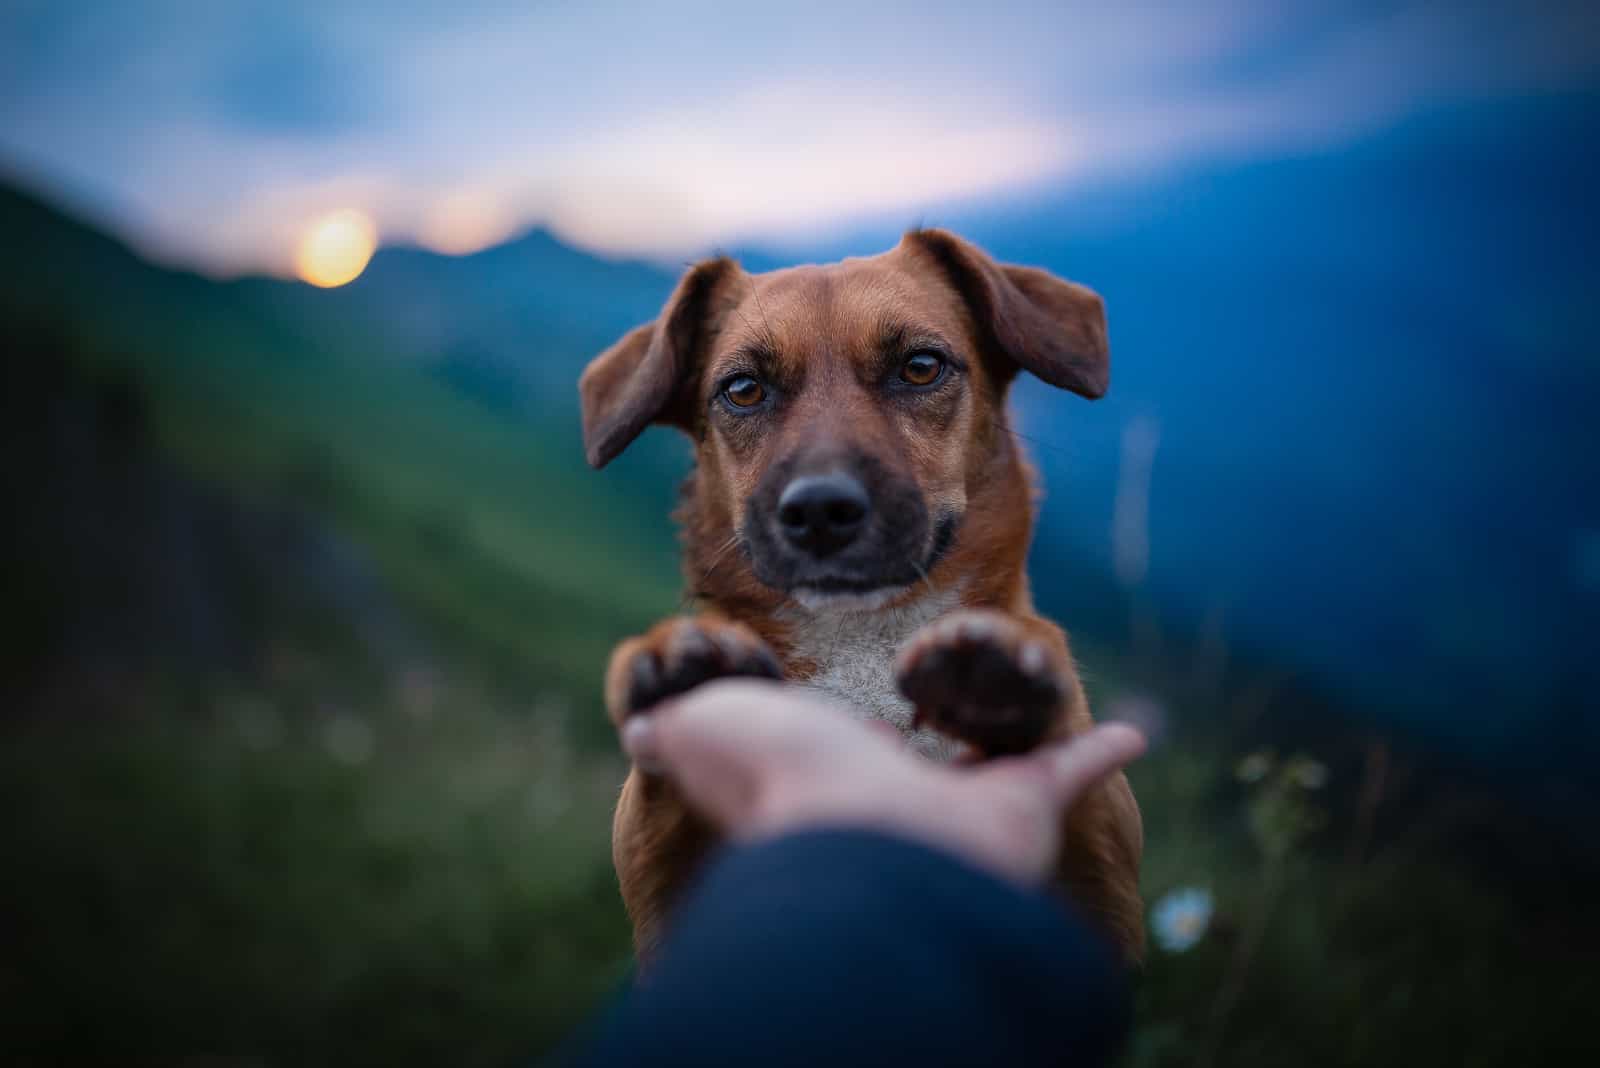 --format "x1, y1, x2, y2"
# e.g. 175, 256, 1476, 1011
579, 229, 1143, 963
